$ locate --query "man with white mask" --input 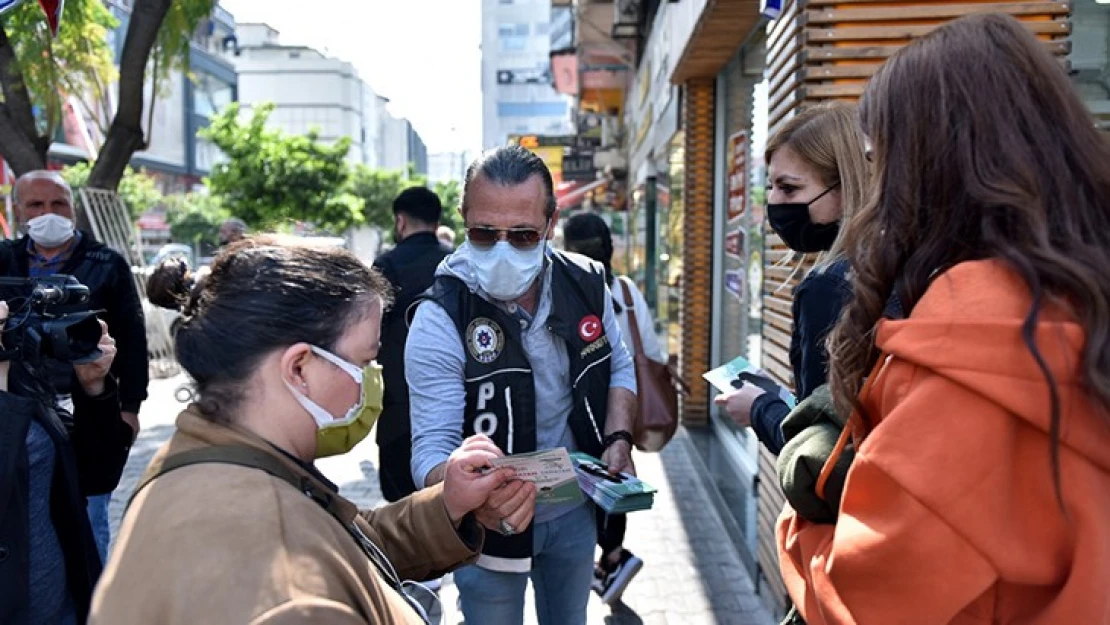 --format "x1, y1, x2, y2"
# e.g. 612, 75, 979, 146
0, 170, 148, 562
406, 146, 638, 625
